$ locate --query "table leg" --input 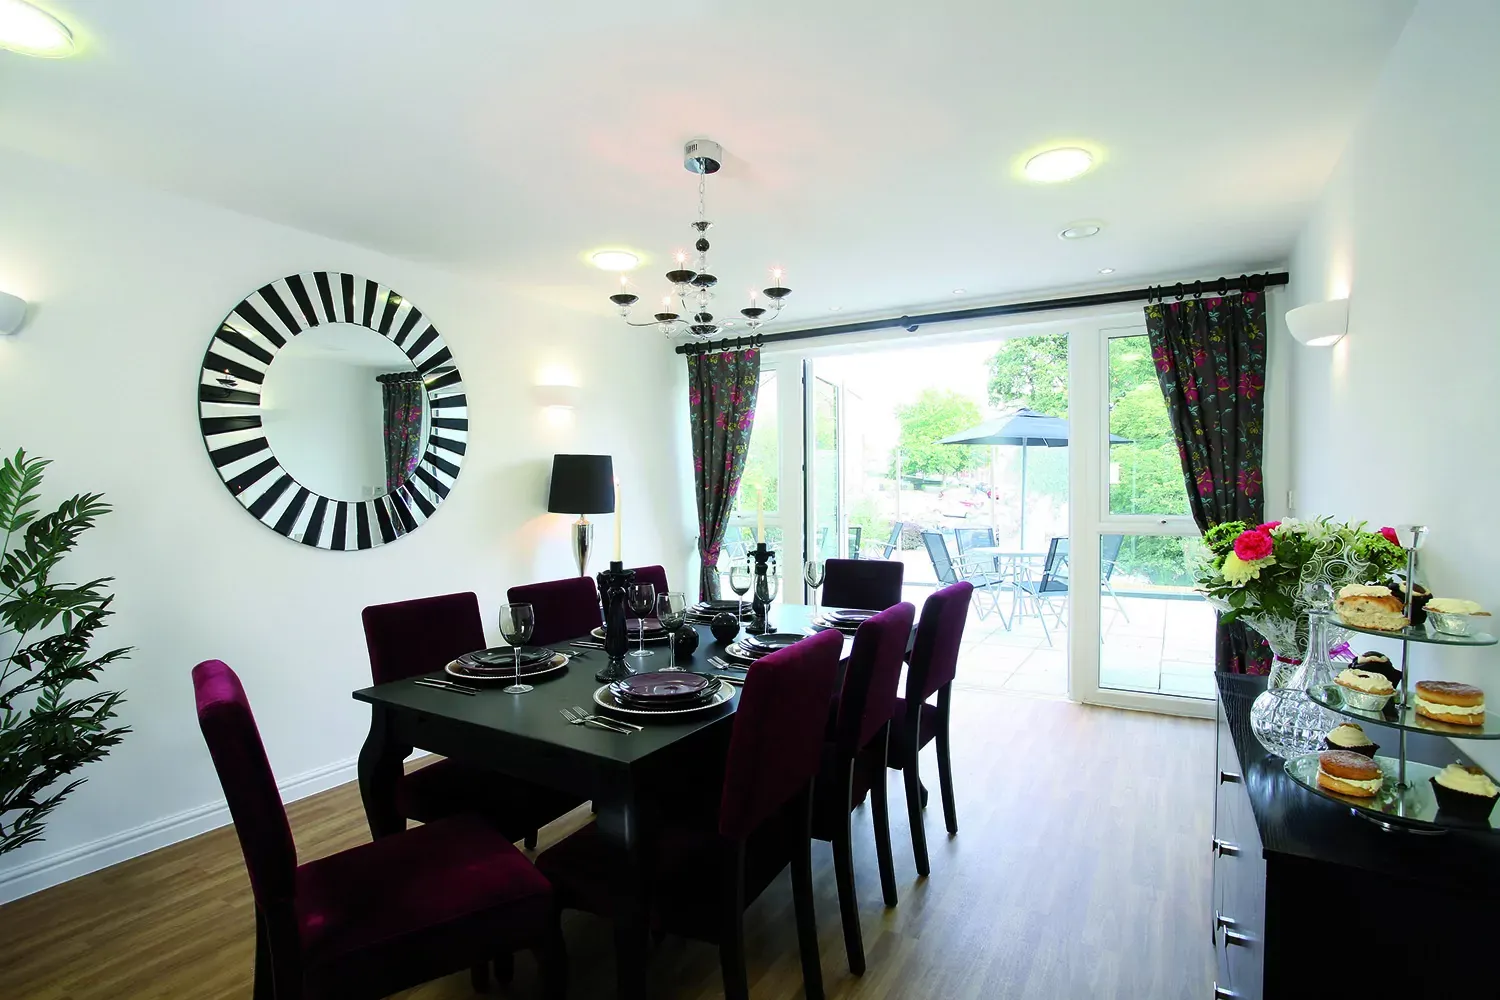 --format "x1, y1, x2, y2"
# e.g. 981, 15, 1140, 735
594, 778, 653, 1000
357, 704, 407, 839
